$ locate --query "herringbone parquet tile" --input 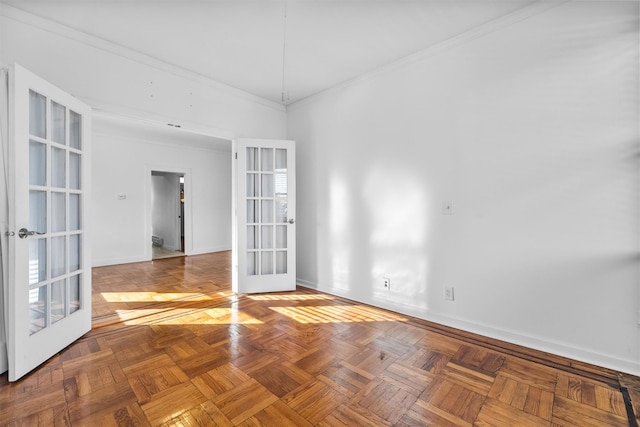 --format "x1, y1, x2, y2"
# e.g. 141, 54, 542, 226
0, 251, 637, 426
